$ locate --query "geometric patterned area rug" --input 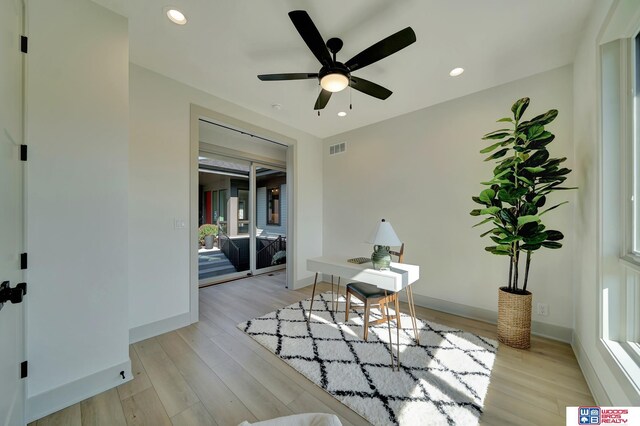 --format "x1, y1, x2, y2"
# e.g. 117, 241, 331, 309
238, 292, 498, 426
